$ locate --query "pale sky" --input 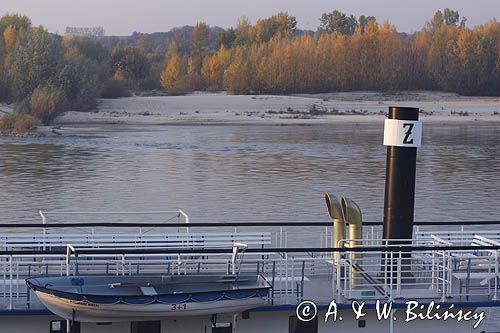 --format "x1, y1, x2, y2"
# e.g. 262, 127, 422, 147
0, 0, 498, 35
